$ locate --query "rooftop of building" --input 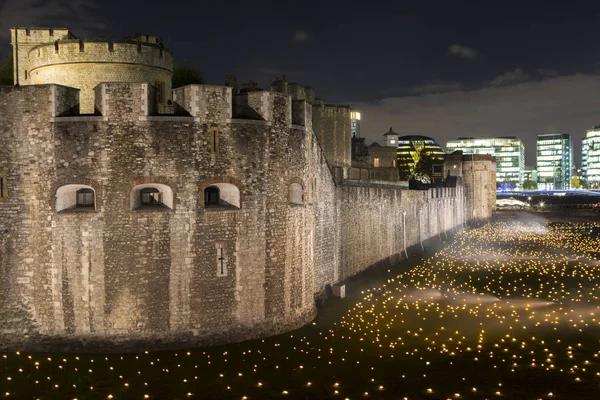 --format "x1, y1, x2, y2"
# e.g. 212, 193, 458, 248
383, 127, 398, 136
398, 135, 437, 142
